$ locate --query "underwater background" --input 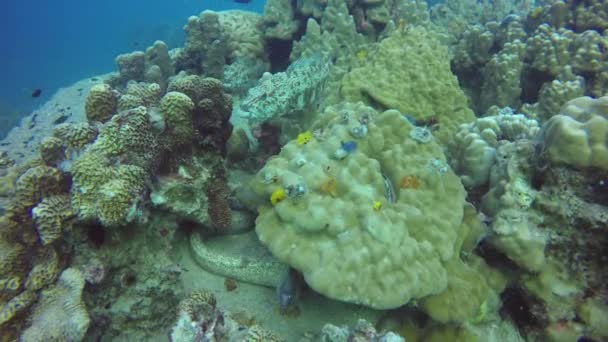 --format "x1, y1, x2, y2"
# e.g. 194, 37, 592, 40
0, 0, 265, 138
1, 0, 608, 341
